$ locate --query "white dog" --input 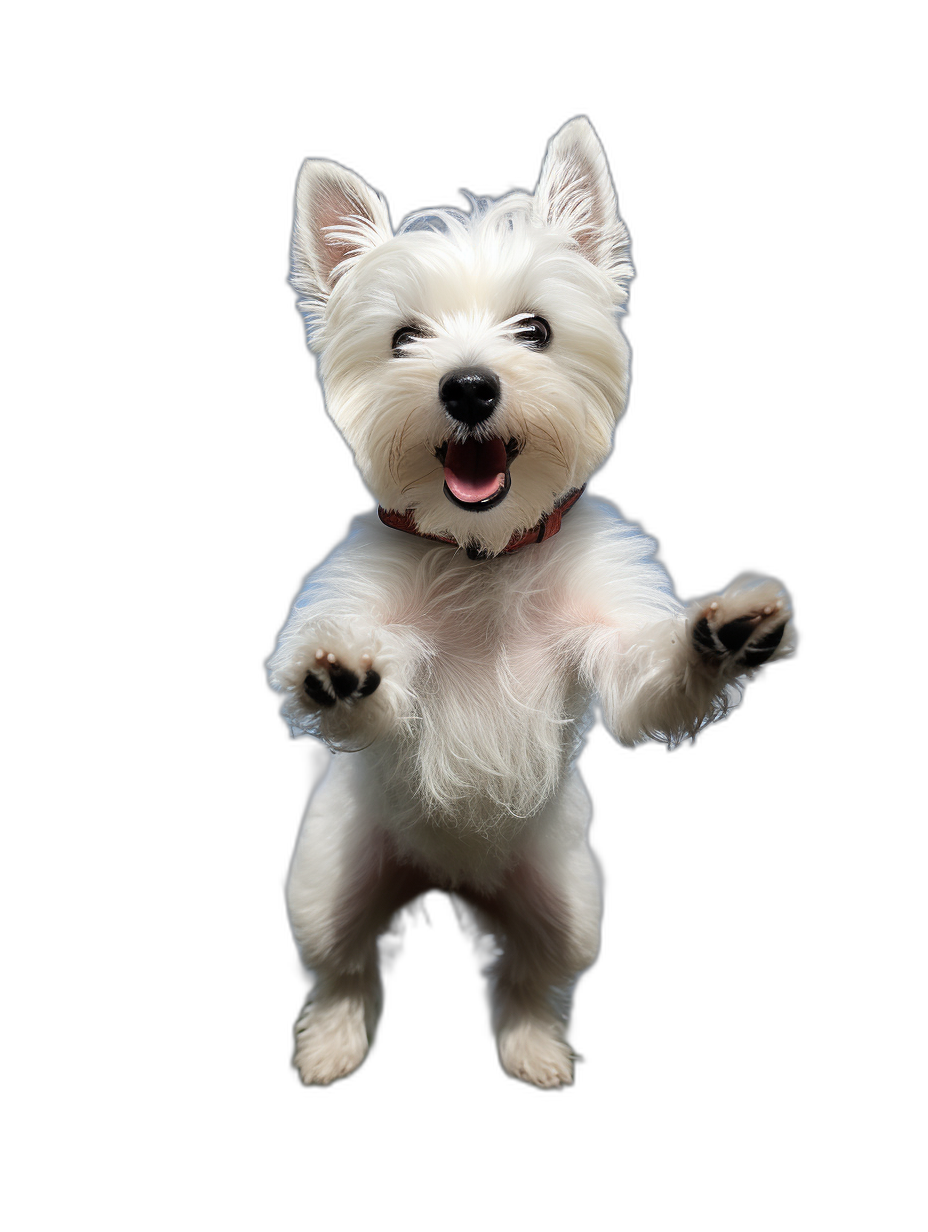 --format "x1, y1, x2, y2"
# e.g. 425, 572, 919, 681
269, 118, 793, 1087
